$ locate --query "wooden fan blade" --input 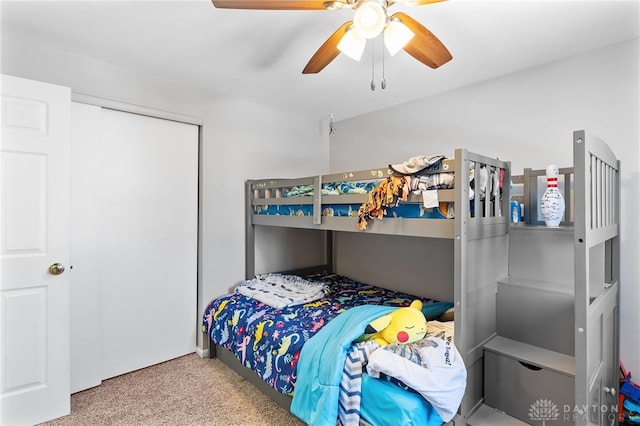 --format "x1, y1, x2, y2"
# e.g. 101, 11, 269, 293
302, 21, 352, 74
212, 0, 328, 9
392, 12, 452, 69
